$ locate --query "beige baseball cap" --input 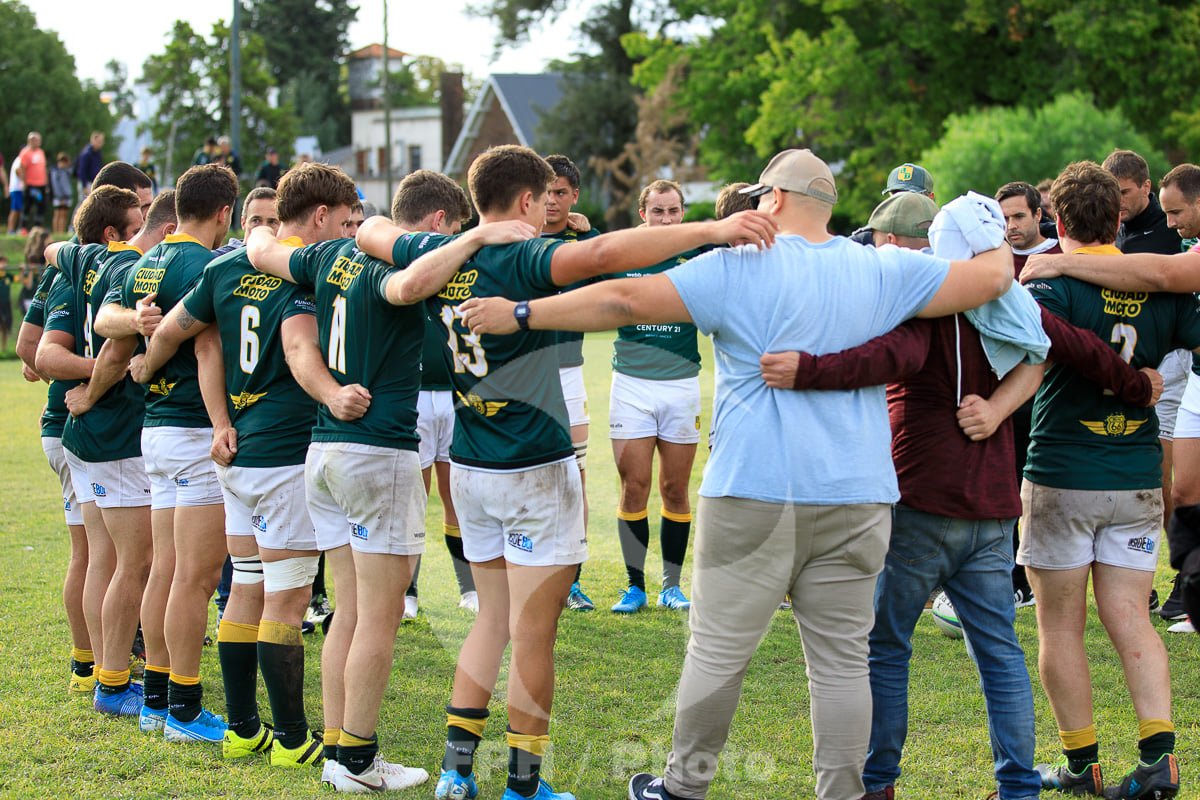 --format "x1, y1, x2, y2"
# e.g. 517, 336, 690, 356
739, 149, 838, 205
